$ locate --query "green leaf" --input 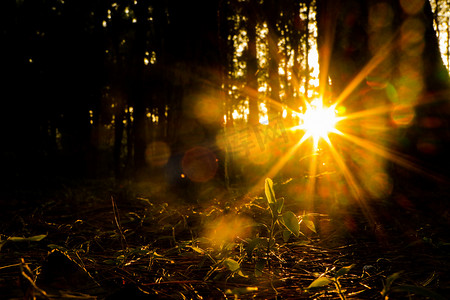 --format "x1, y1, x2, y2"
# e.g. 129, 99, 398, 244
335, 264, 354, 278
307, 277, 332, 289
236, 269, 248, 278
282, 230, 291, 242
382, 271, 402, 297
189, 246, 205, 254
386, 83, 398, 102
103, 259, 118, 265
386, 271, 402, 287
276, 197, 284, 214
223, 258, 240, 272
8, 234, 47, 242
302, 218, 317, 233
246, 238, 262, 257
265, 178, 276, 204
282, 211, 300, 237
26, 234, 47, 241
